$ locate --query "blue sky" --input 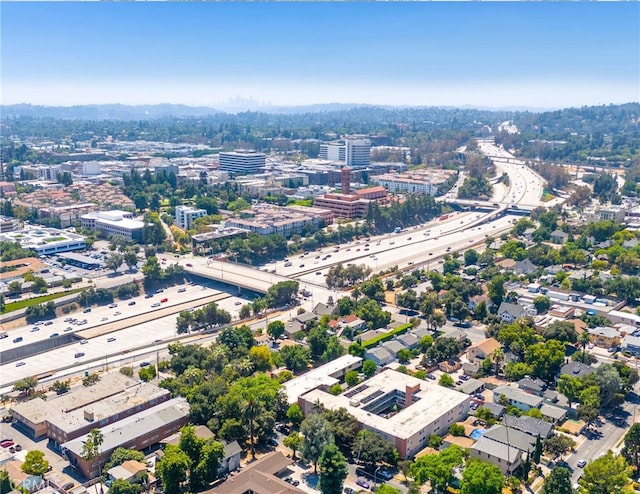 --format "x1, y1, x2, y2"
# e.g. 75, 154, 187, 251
1, 2, 638, 109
